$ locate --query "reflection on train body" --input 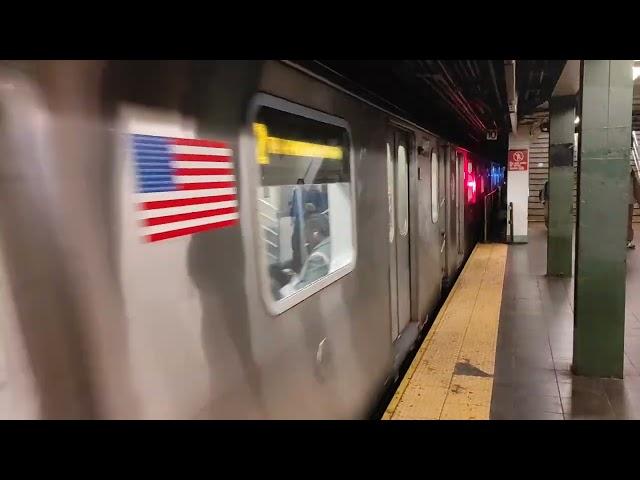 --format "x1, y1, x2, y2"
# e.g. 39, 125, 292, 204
0, 60, 498, 419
